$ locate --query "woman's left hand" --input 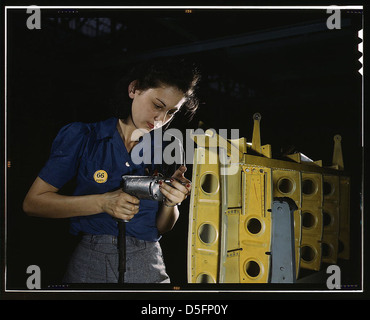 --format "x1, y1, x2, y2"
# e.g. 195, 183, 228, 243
159, 165, 191, 207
